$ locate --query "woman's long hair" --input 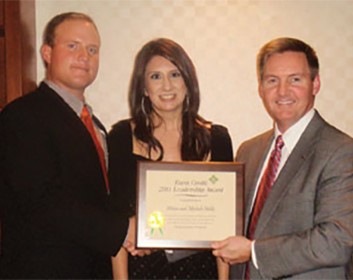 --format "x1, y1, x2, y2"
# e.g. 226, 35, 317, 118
128, 38, 211, 160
